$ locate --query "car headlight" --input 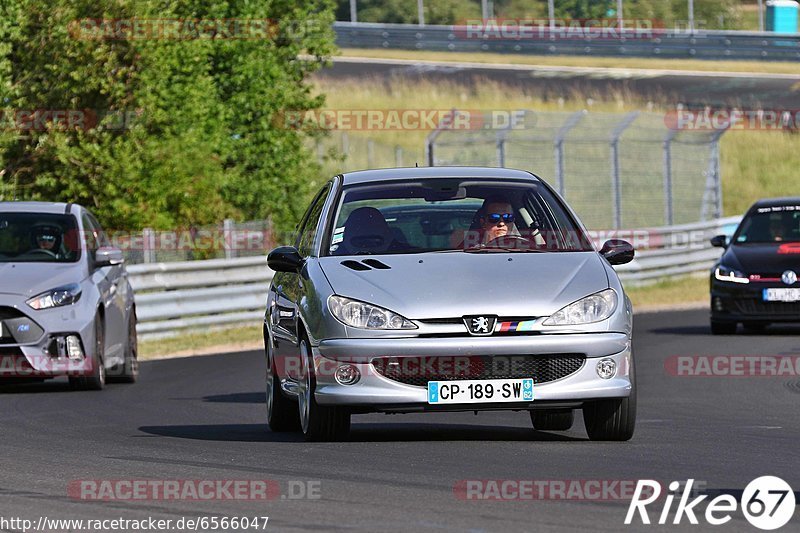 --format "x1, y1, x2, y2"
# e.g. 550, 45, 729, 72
543, 289, 618, 326
714, 264, 749, 284
26, 283, 82, 310
328, 295, 416, 330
